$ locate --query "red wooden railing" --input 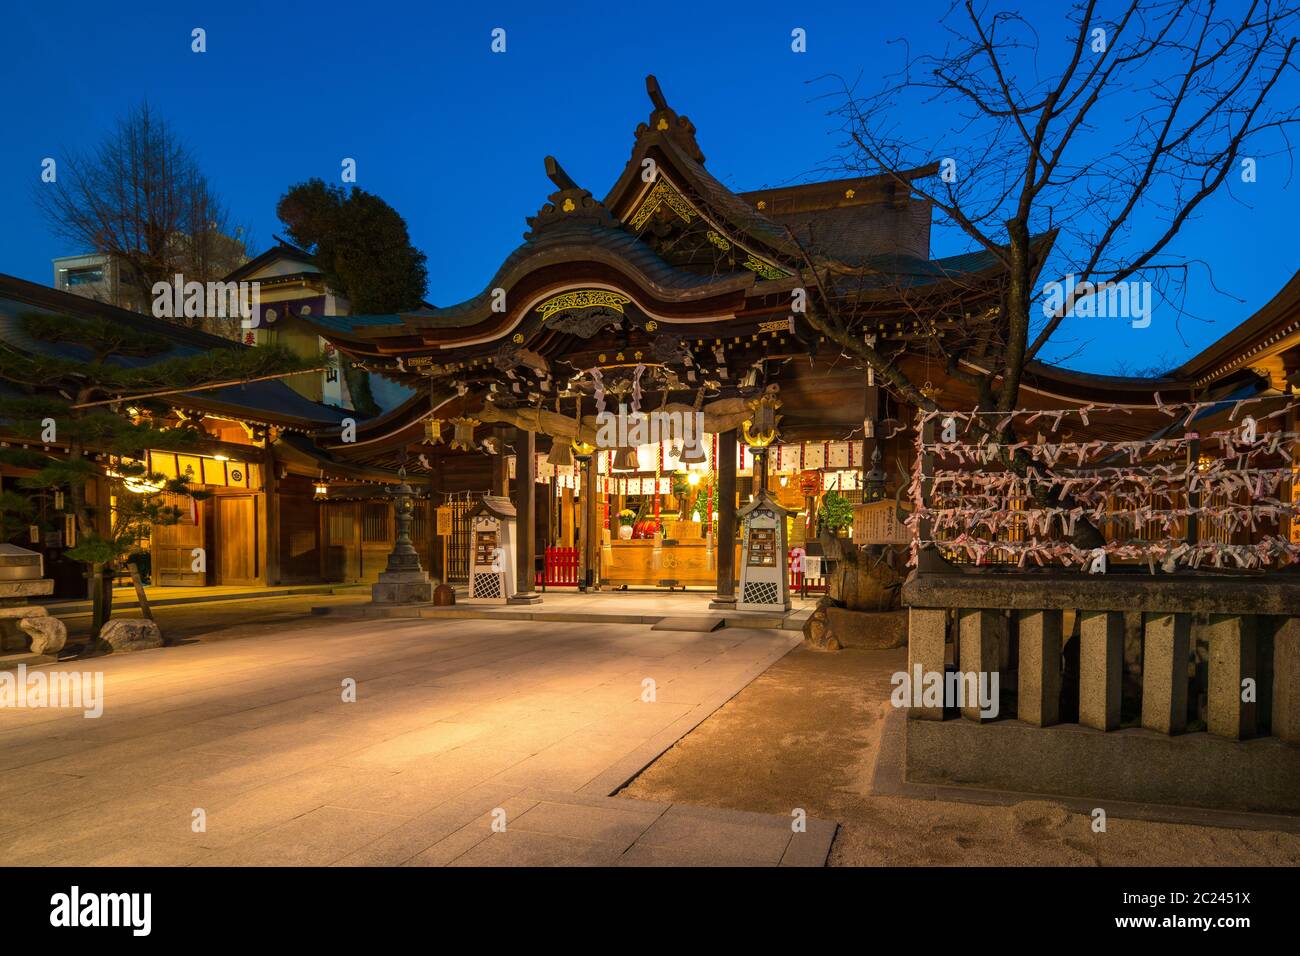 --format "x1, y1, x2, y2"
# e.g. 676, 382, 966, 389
543, 547, 579, 588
